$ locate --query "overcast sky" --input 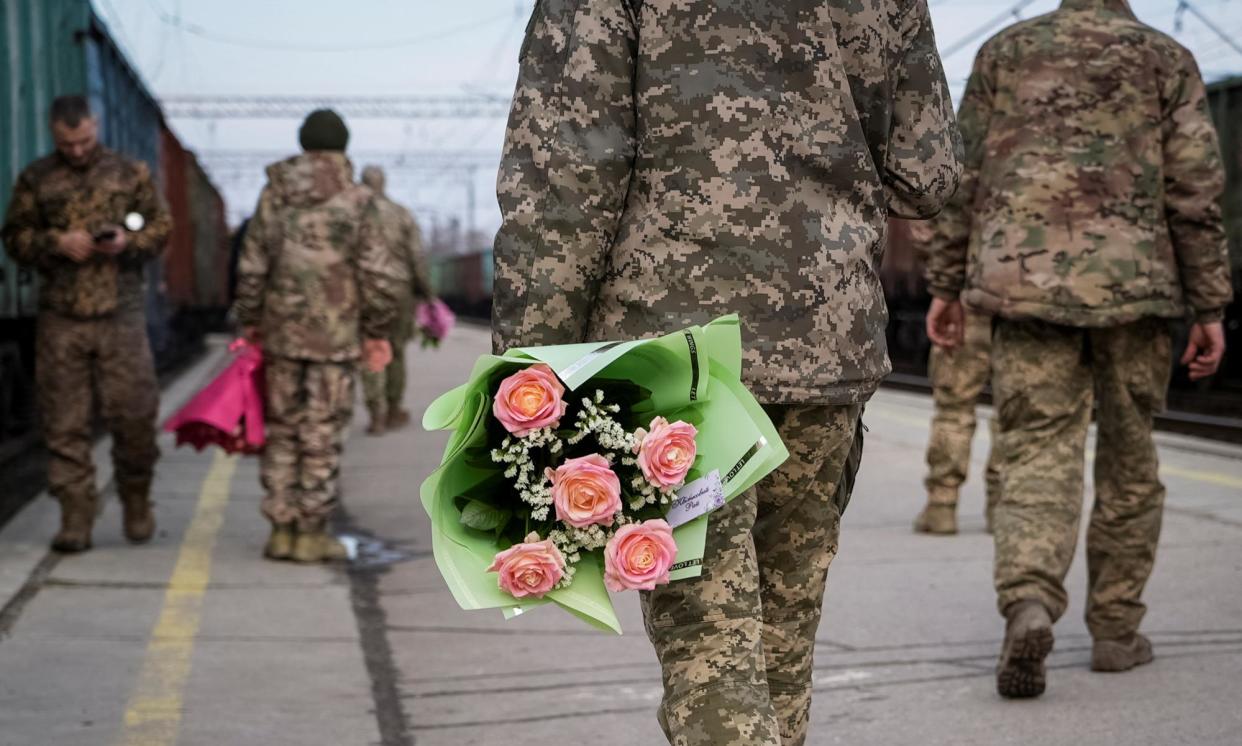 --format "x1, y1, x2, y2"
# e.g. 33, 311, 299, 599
93, 0, 1242, 235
